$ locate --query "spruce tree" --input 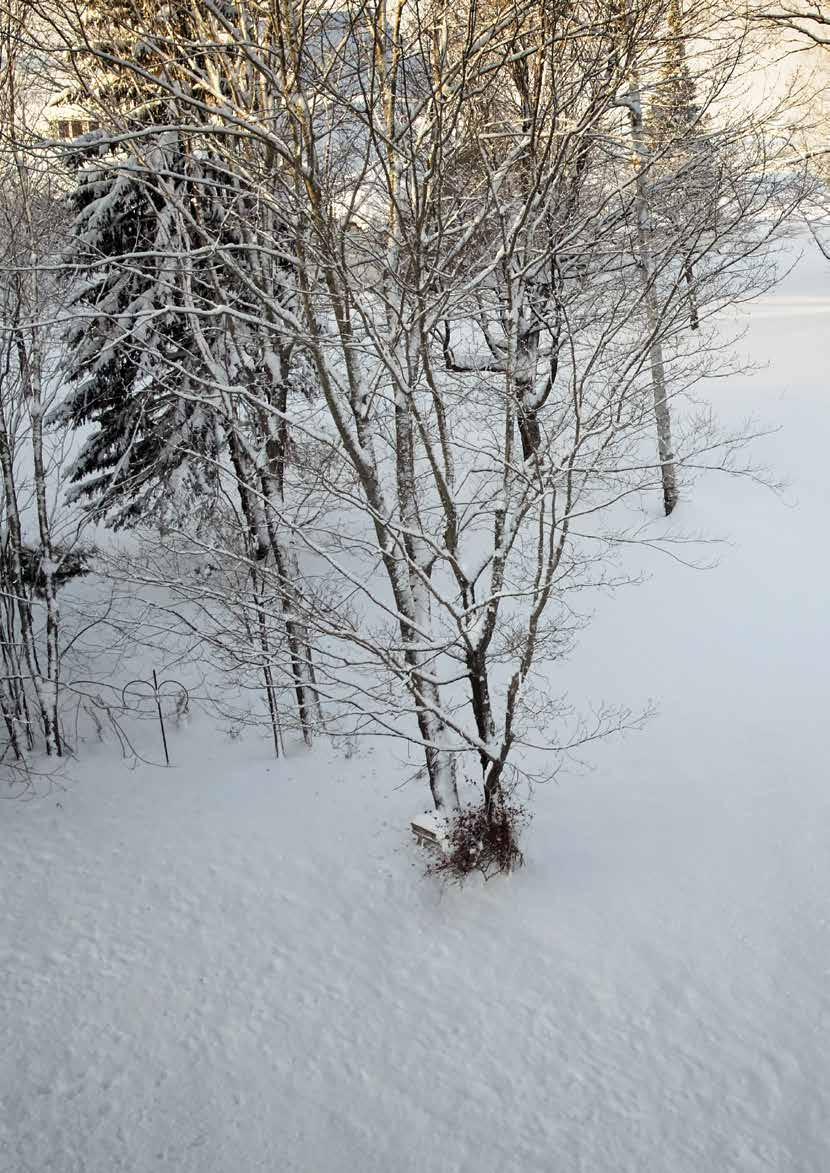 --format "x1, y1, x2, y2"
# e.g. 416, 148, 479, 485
55, 142, 225, 523
650, 0, 699, 146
